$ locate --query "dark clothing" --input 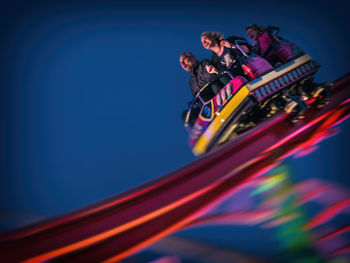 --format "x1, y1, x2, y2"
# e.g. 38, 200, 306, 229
211, 36, 251, 75
251, 27, 304, 66
189, 59, 216, 96
218, 47, 246, 78
211, 54, 225, 72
